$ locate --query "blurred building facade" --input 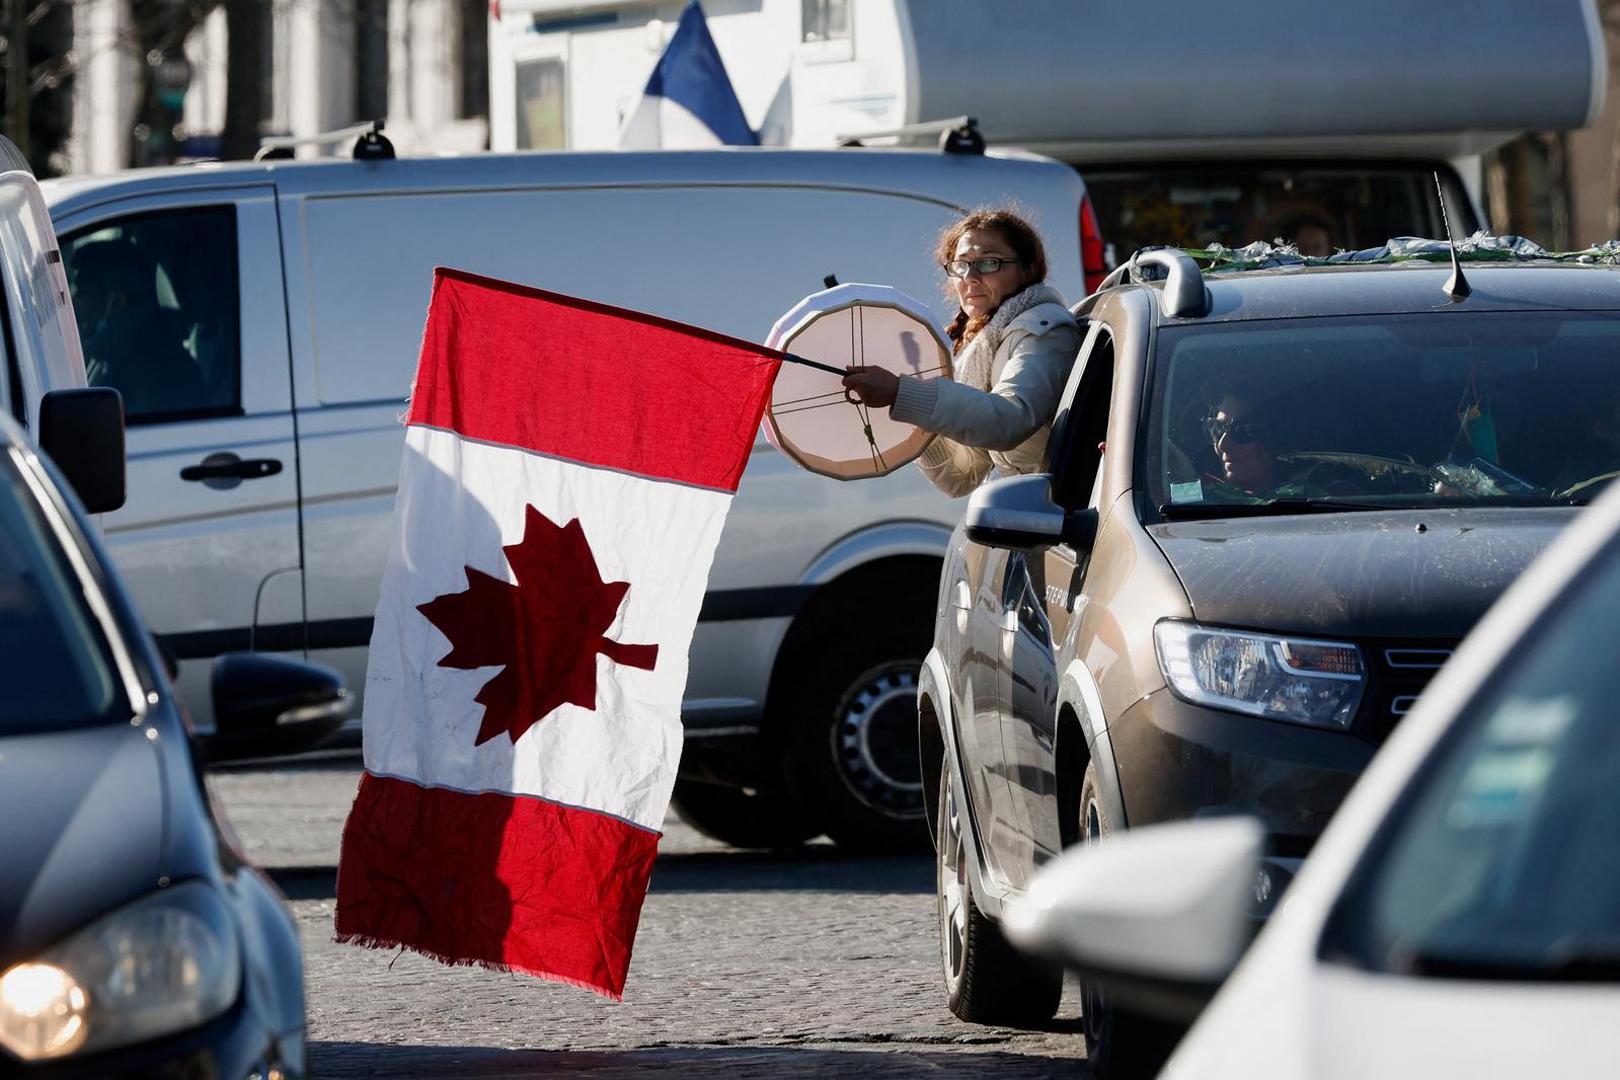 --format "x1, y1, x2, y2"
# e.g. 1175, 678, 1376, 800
59, 0, 489, 174
7, 0, 1620, 251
